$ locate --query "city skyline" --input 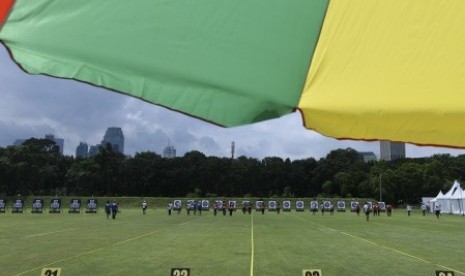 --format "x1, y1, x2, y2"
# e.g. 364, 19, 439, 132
6, 128, 464, 162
